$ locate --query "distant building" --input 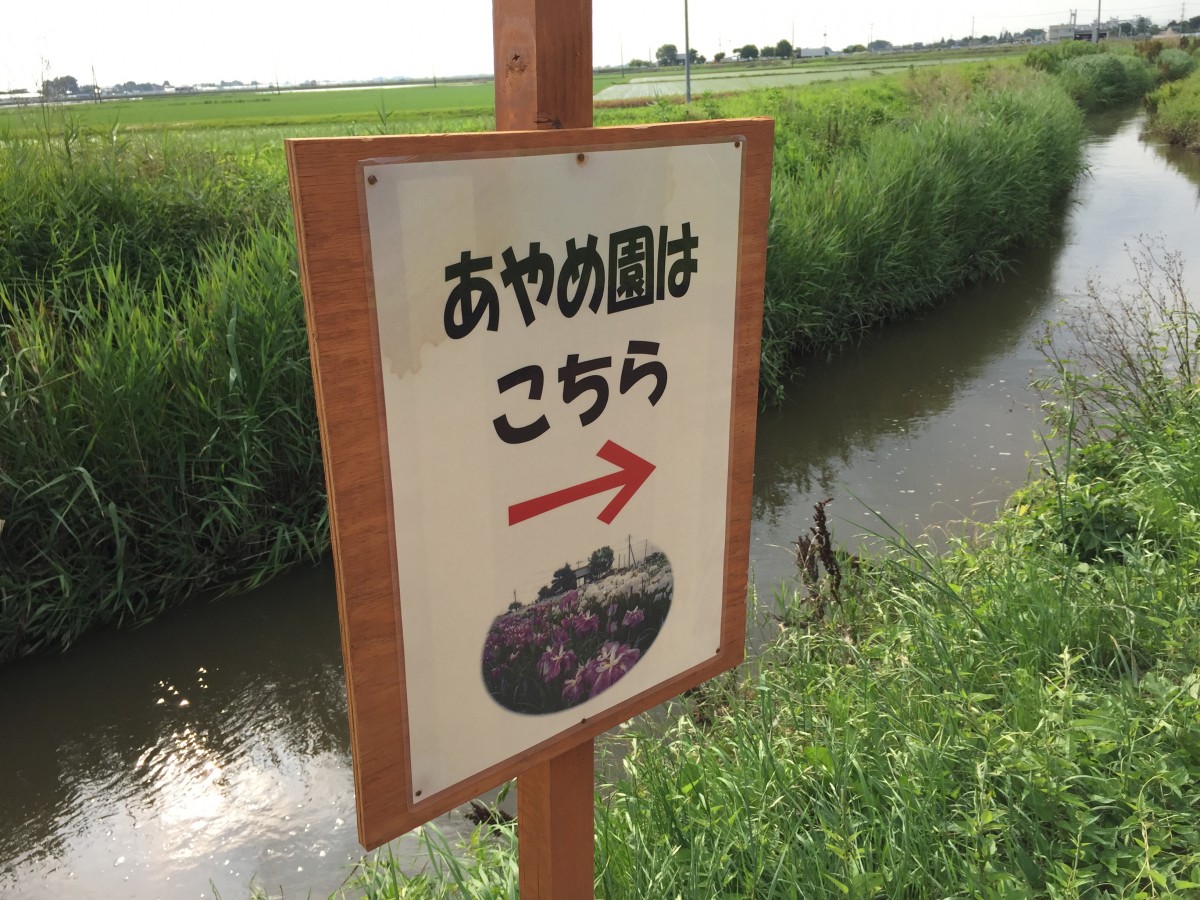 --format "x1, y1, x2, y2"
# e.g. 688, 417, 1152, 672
798, 47, 832, 58
1049, 21, 1109, 41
